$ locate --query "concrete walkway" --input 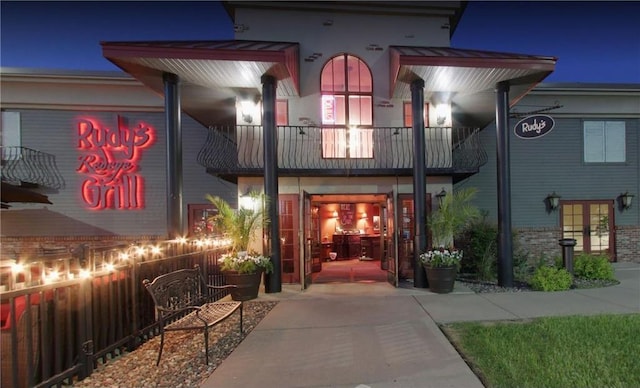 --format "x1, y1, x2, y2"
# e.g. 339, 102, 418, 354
201, 263, 639, 388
